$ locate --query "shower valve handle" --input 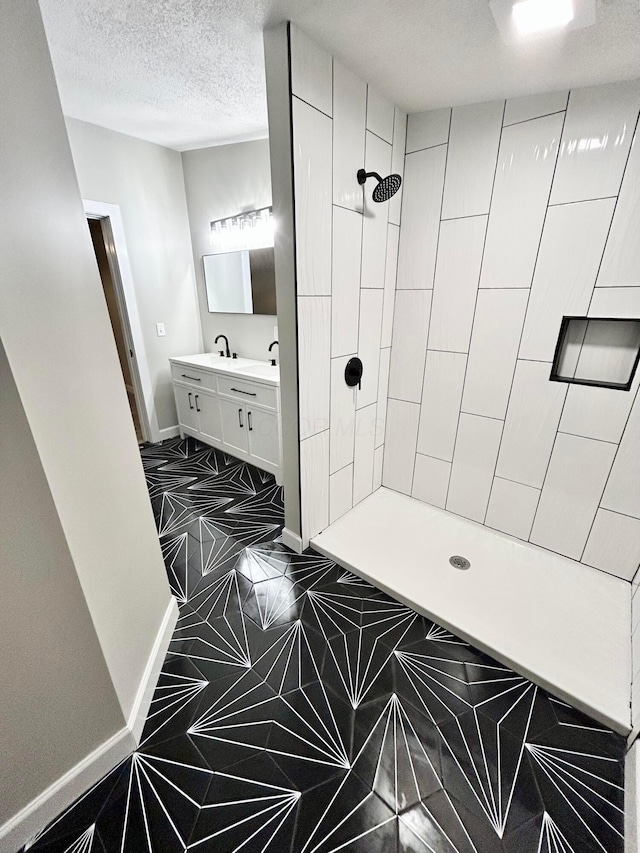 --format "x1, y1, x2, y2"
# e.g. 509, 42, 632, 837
345, 357, 363, 391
